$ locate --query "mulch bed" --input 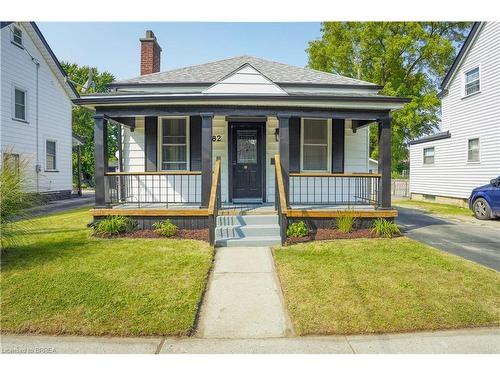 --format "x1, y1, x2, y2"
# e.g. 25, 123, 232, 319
286, 228, 384, 245
95, 229, 209, 242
